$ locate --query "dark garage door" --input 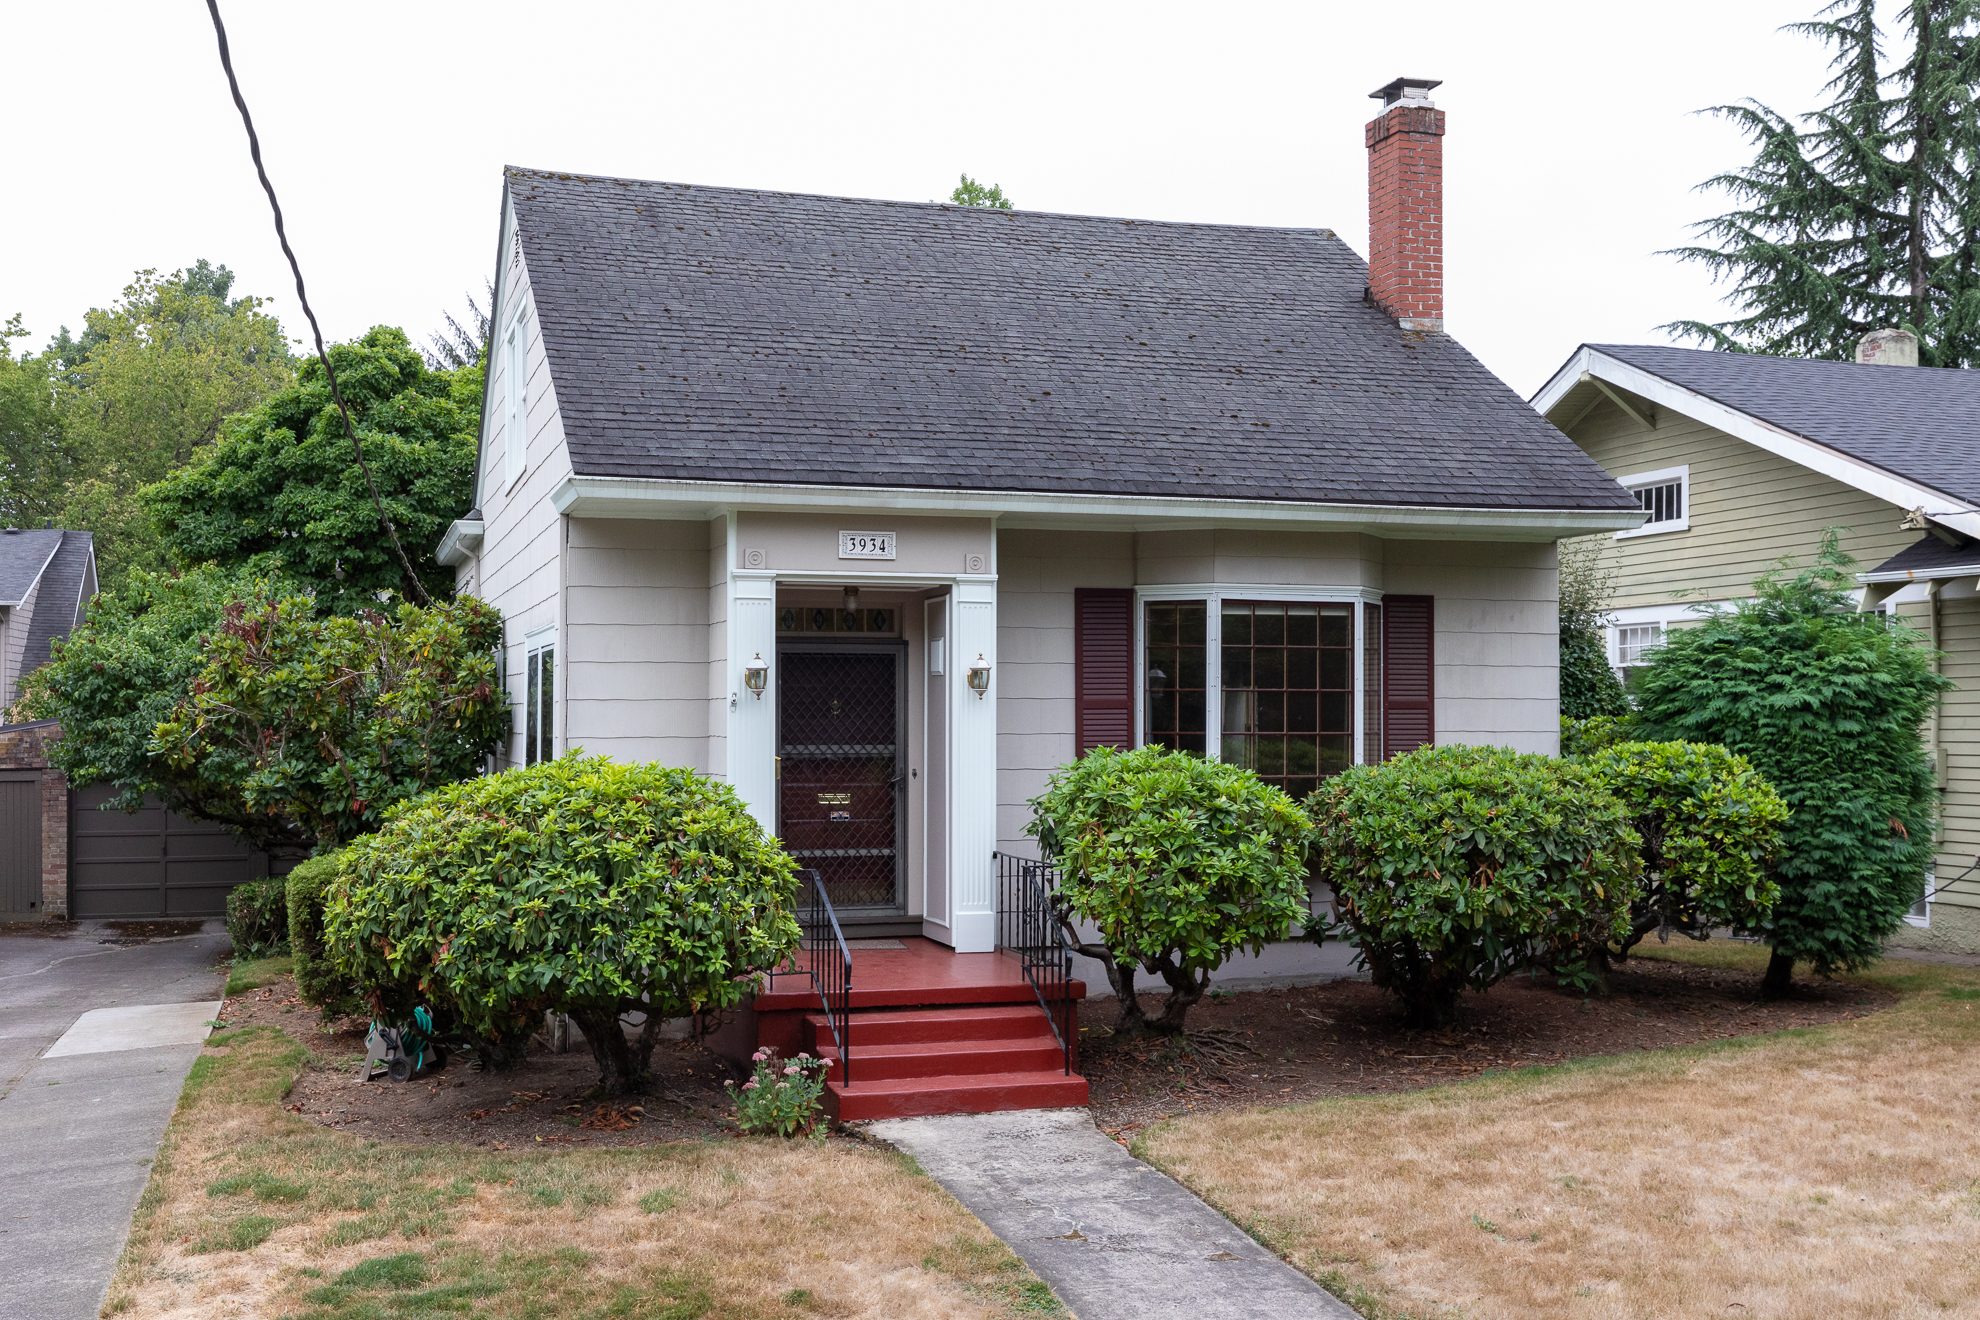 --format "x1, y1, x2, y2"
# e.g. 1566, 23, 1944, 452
1, 773, 40, 916
68, 783, 276, 918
